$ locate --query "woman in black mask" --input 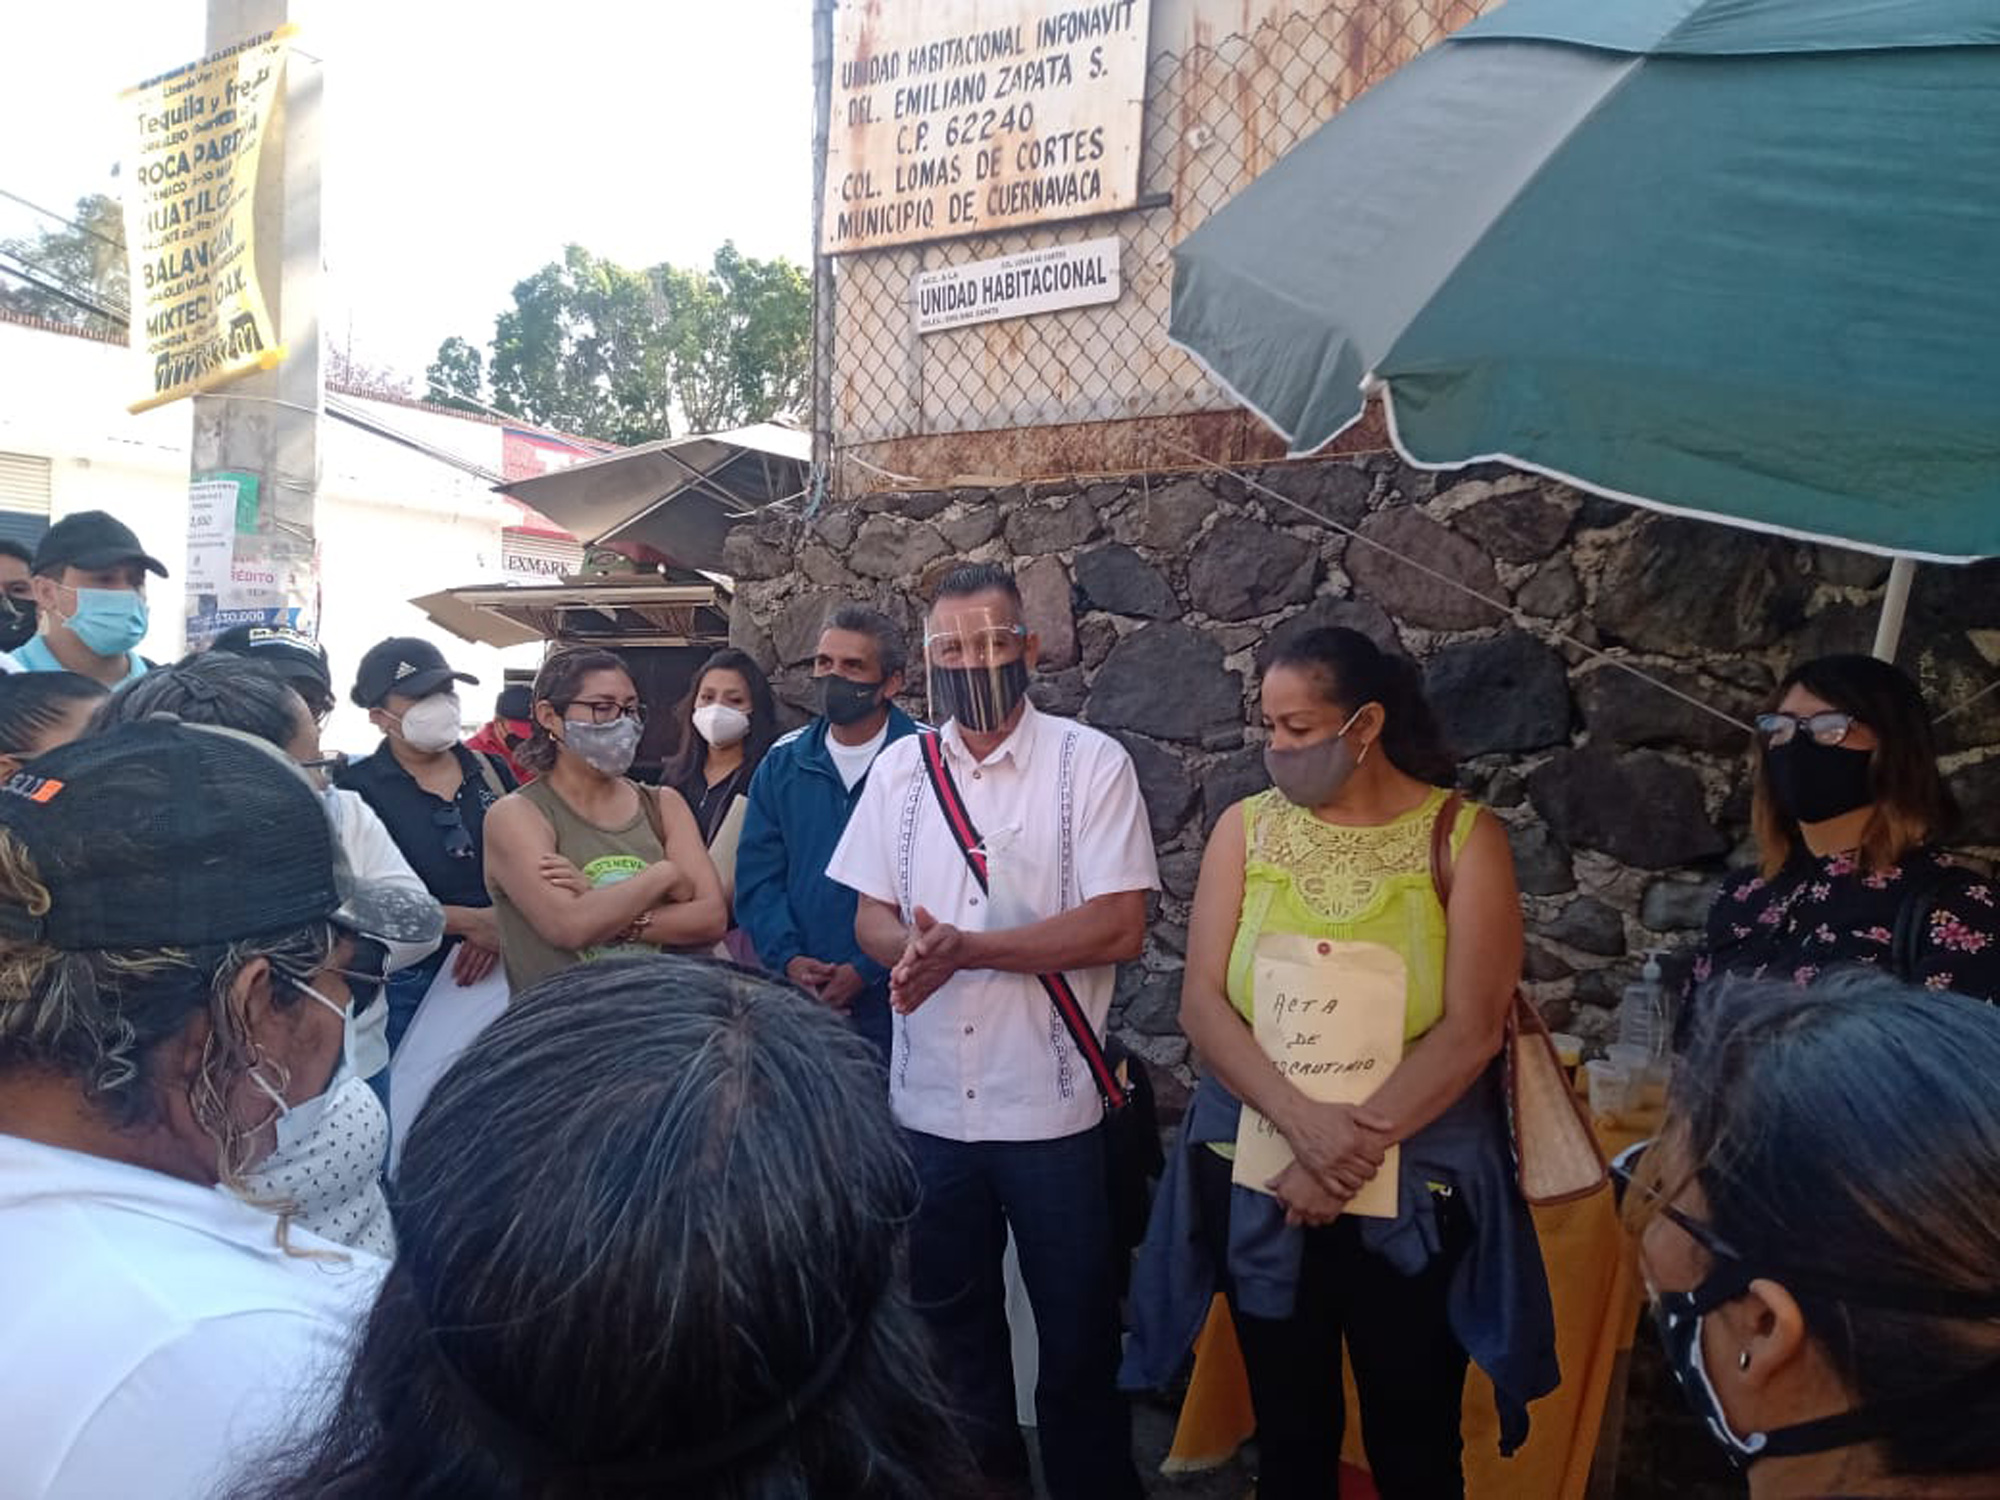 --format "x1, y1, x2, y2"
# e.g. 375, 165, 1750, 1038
1626, 972, 2000, 1499
1686, 653, 2000, 1021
